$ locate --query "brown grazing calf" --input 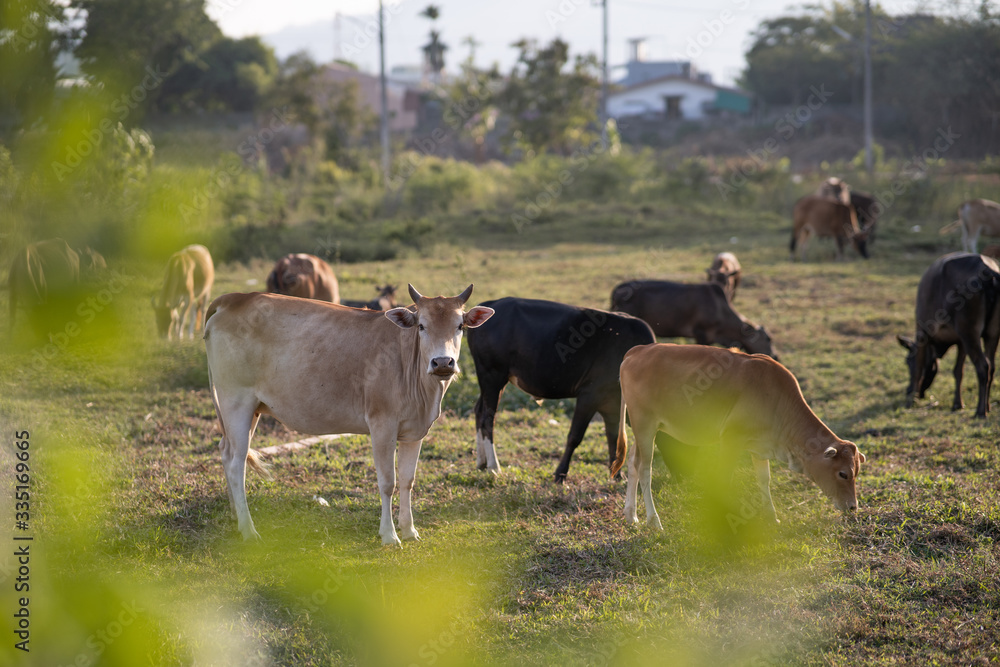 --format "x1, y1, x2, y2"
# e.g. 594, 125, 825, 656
790, 194, 868, 261
612, 344, 866, 529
